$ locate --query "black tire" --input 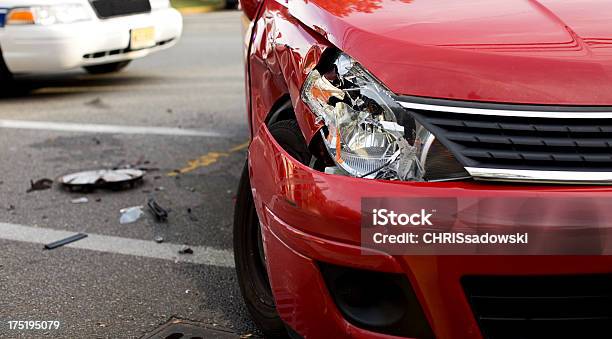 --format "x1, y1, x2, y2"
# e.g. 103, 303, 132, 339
234, 120, 310, 339
267, 119, 312, 165
83, 61, 131, 74
0, 47, 13, 83
224, 0, 239, 9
